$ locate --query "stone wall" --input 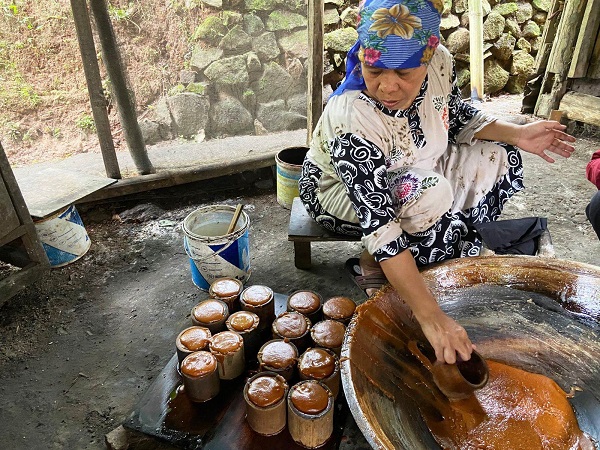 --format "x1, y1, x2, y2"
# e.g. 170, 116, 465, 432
140, 0, 550, 146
